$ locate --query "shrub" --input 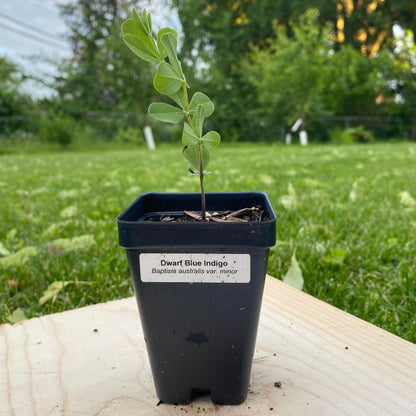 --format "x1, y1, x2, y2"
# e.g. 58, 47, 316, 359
114, 126, 144, 144
39, 113, 74, 146
329, 126, 374, 144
